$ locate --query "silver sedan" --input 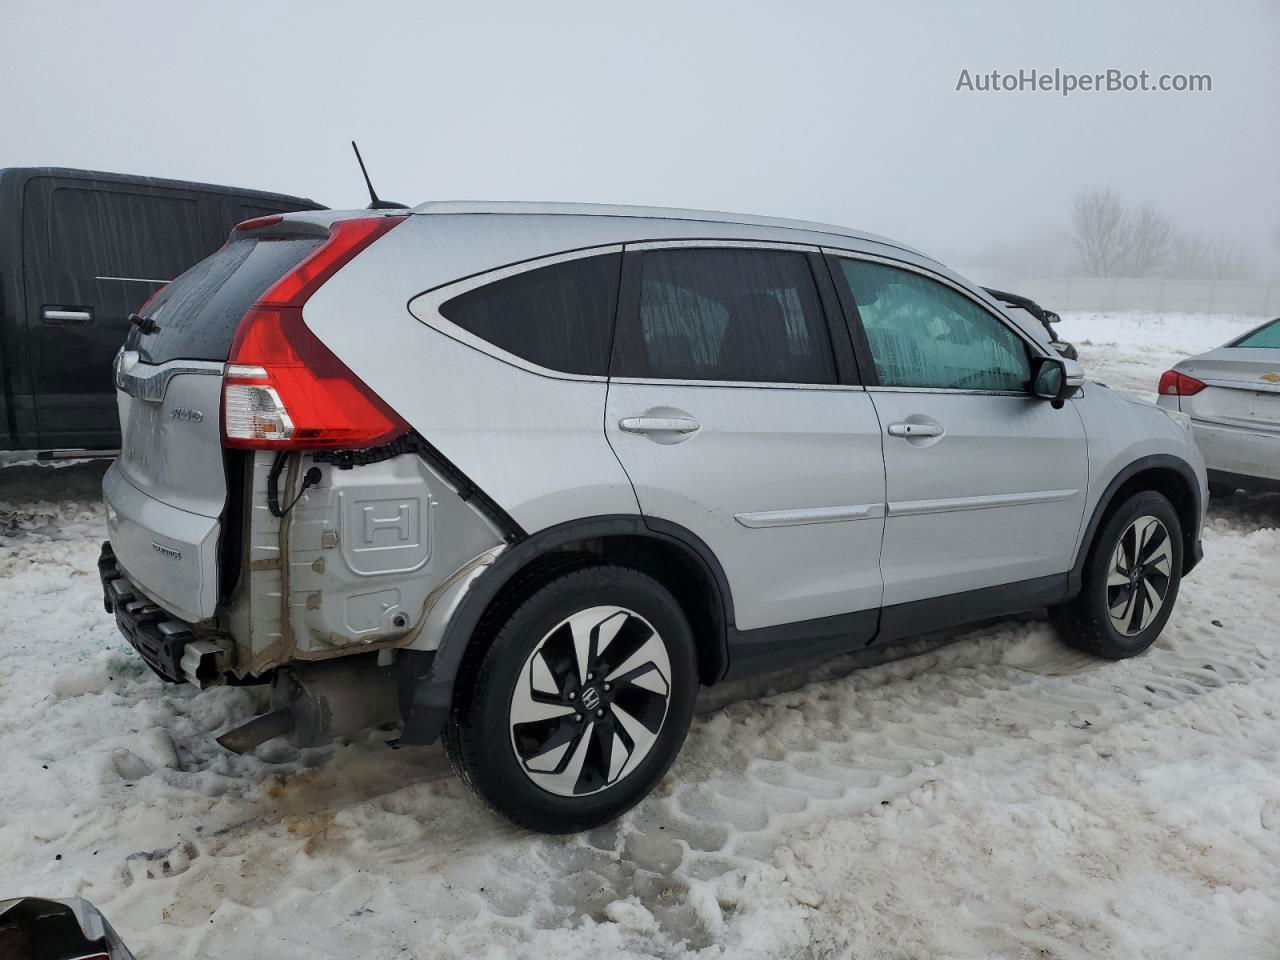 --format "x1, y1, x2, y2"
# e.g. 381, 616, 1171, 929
1157, 317, 1280, 494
